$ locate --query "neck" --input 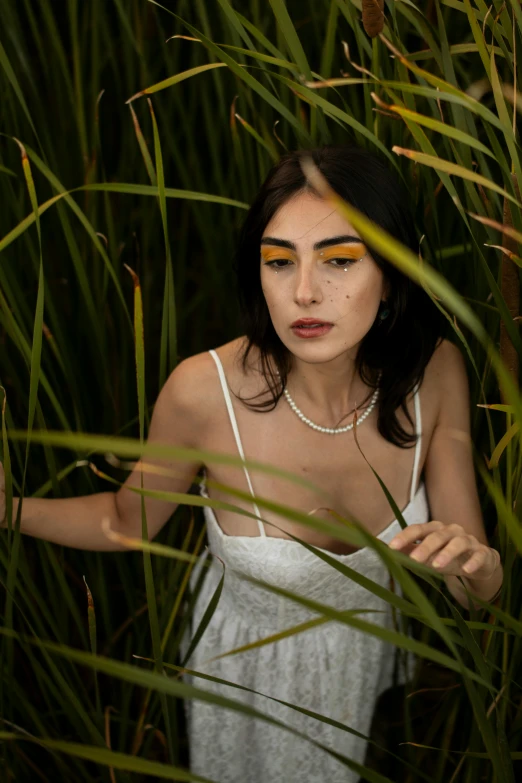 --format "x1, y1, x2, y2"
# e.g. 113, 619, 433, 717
285, 352, 374, 424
